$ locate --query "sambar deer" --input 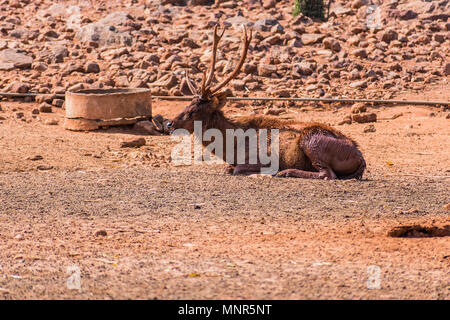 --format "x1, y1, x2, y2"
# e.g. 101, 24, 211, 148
167, 25, 366, 180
